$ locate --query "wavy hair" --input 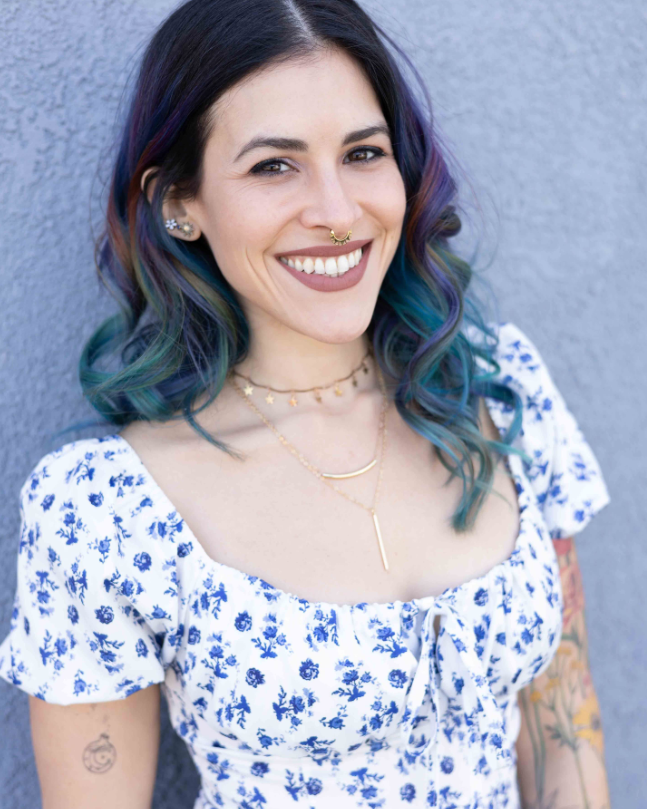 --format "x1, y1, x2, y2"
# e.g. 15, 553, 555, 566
71, 0, 529, 531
